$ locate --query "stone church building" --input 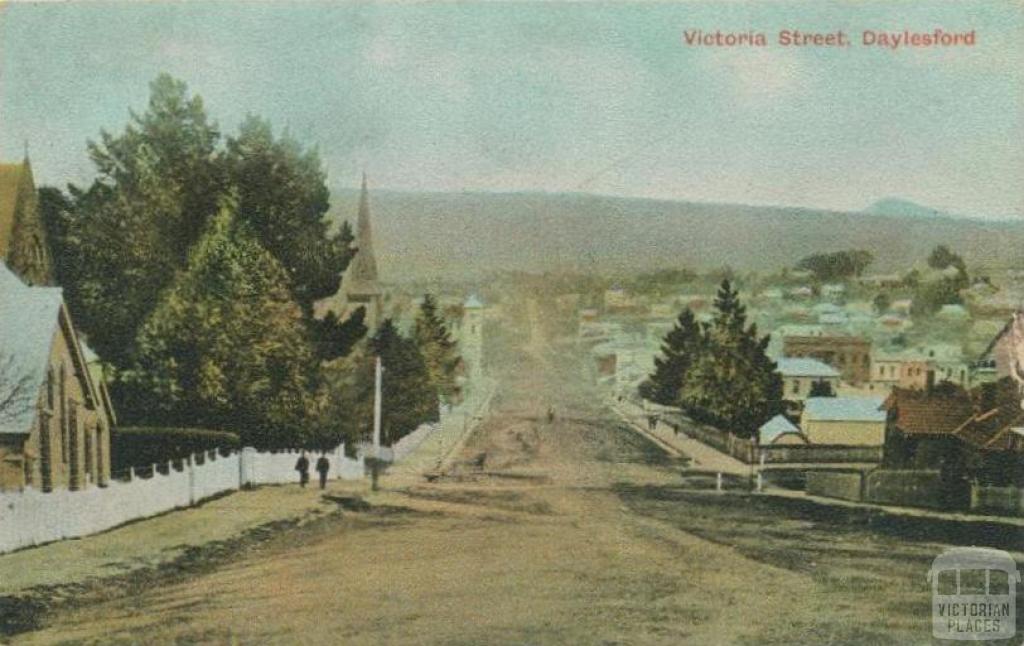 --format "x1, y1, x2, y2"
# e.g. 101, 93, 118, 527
0, 158, 114, 492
